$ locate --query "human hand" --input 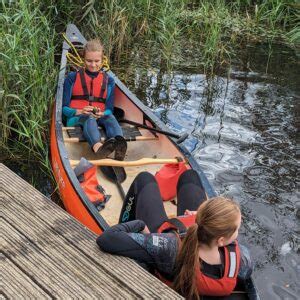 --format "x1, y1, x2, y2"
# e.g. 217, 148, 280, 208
184, 210, 197, 216
93, 110, 104, 118
89, 107, 103, 118
82, 106, 94, 115
141, 225, 150, 234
